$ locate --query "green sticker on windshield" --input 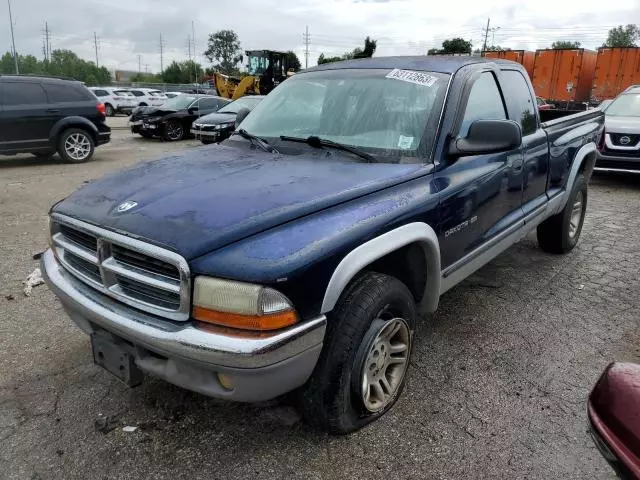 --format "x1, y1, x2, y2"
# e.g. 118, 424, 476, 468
386, 69, 438, 87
